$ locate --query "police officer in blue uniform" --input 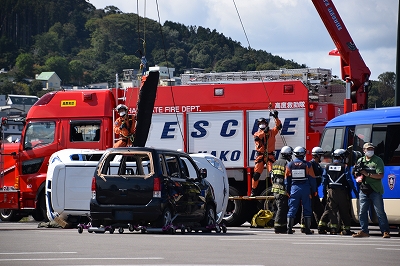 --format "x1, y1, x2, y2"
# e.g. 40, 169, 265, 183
285, 146, 316, 234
